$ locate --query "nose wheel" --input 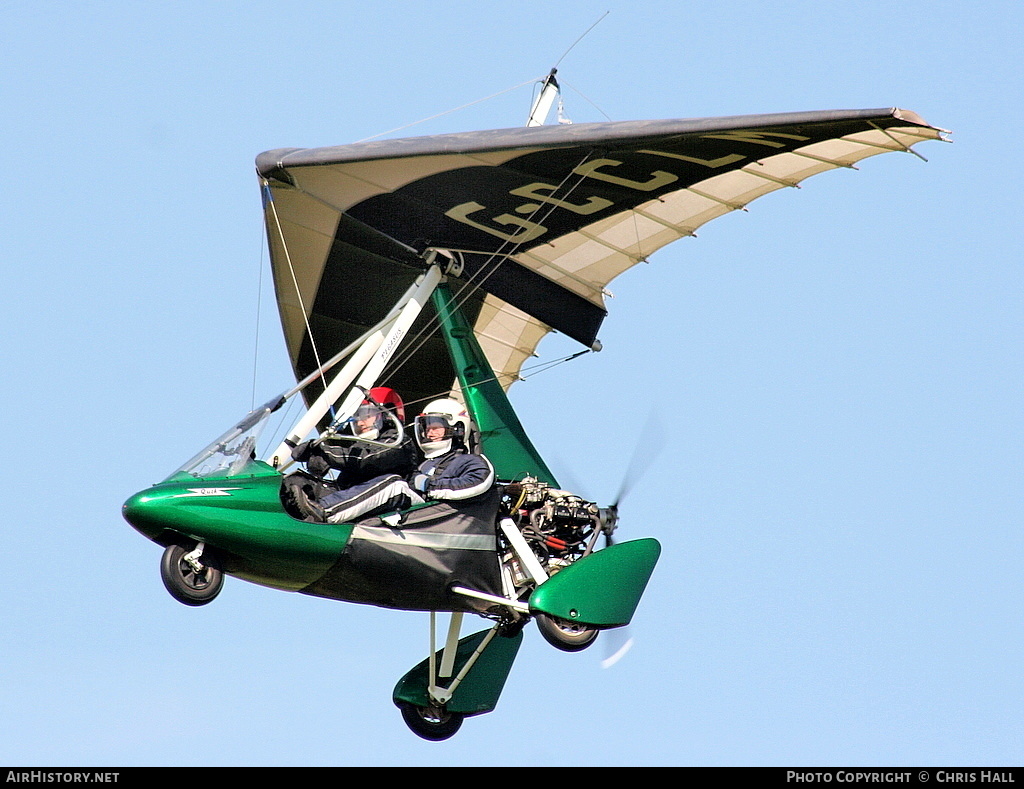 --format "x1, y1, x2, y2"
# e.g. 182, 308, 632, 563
160, 543, 223, 606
